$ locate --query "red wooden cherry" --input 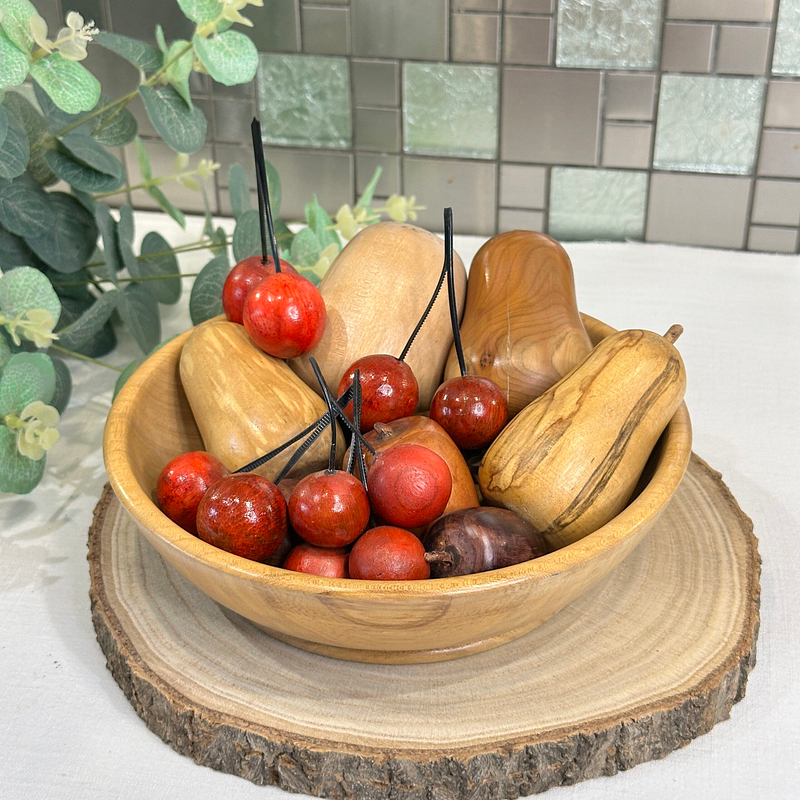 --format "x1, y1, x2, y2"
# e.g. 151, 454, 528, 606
284, 543, 349, 578
348, 526, 430, 580
156, 451, 228, 534
367, 443, 452, 528
289, 470, 370, 548
429, 376, 509, 450
243, 272, 326, 359
337, 354, 419, 433
222, 255, 296, 324
196, 474, 287, 561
